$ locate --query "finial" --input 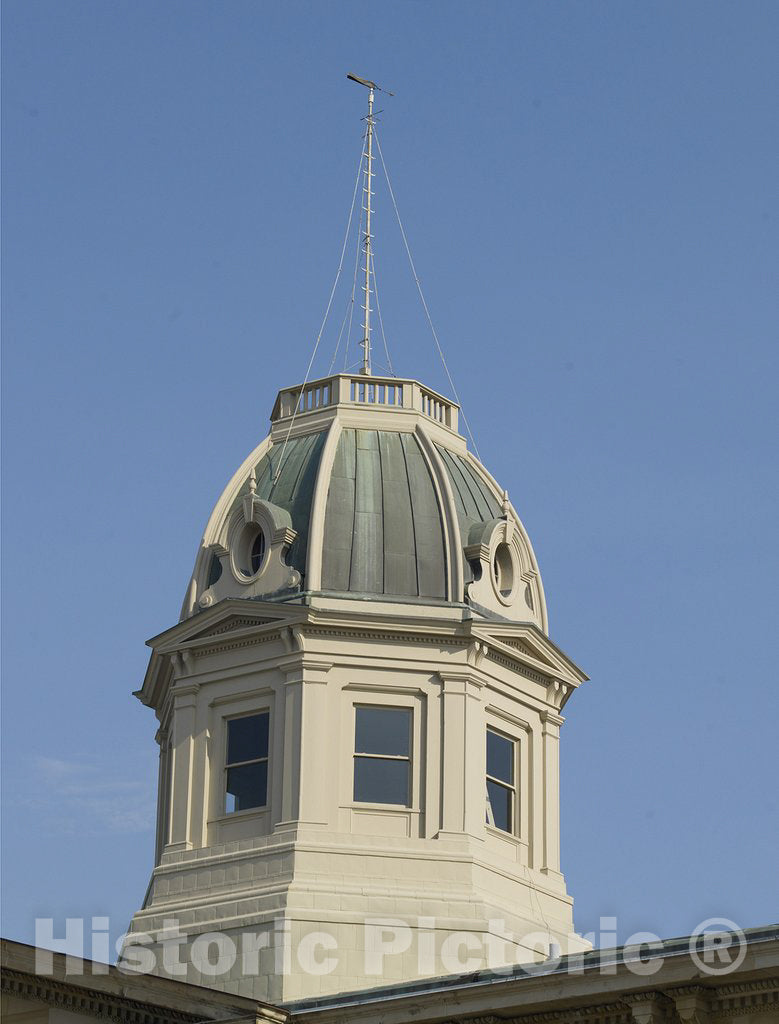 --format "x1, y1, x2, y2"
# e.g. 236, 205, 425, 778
502, 490, 511, 518
347, 73, 393, 377
248, 466, 257, 496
